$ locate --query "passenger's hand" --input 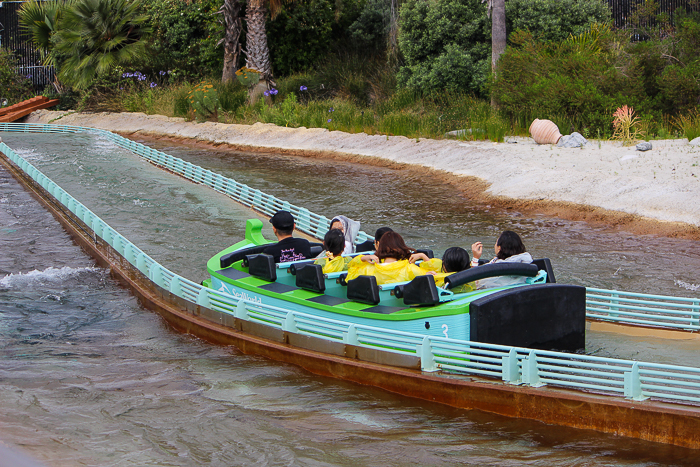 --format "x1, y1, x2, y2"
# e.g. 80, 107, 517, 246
409, 253, 429, 264
471, 242, 483, 259
361, 254, 380, 264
